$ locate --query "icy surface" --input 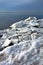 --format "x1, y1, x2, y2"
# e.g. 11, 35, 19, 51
0, 17, 43, 65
